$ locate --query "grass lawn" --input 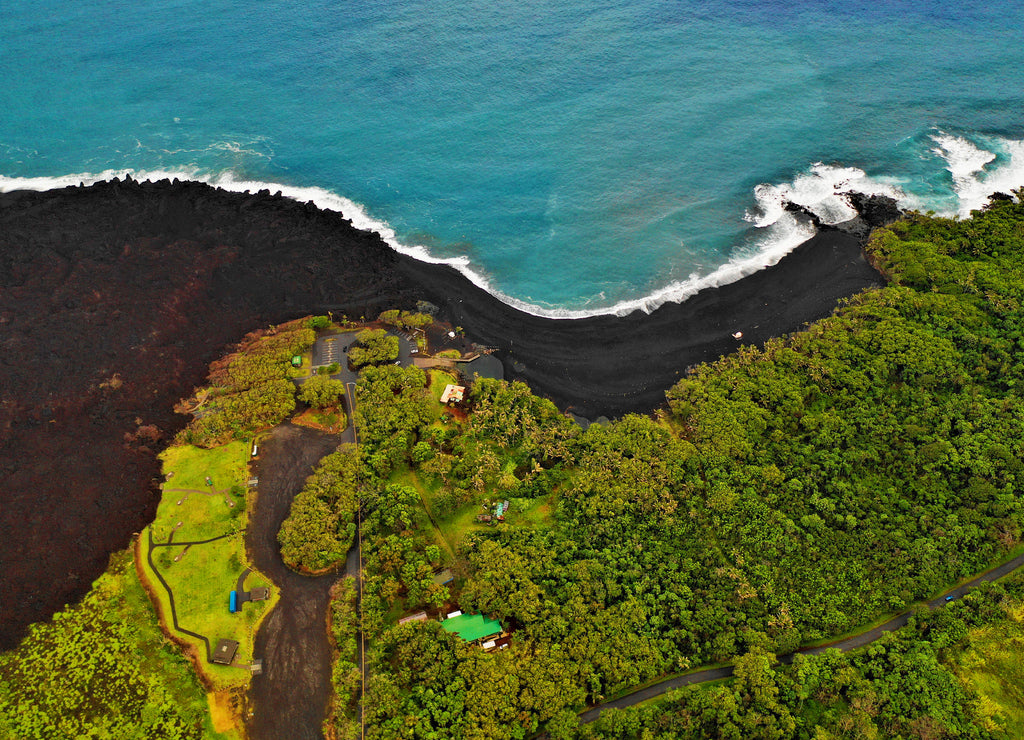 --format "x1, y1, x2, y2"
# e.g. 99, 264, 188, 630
139, 441, 277, 691
428, 369, 460, 403
442, 493, 555, 541
952, 600, 1024, 736
393, 466, 555, 559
